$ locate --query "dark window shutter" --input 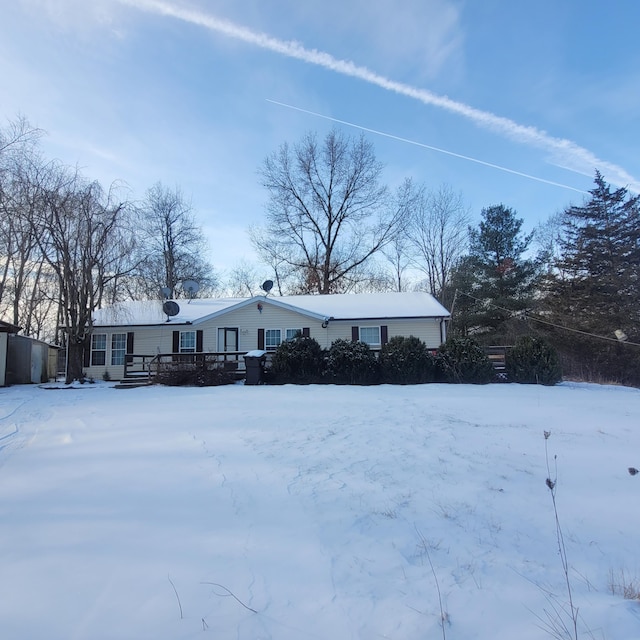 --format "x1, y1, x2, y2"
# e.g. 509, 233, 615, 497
351, 326, 359, 342
172, 331, 179, 353
302, 327, 310, 338
381, 325, 388, 345
196, 330, 203, 352
258, 328, 265, 350
126, 332, 134, 364
83, 338, 91, 367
